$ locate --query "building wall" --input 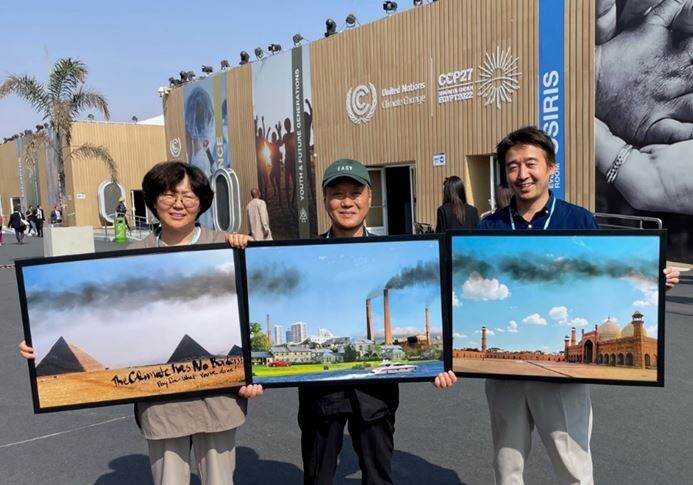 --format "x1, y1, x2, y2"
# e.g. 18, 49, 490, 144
0, 140, 20, 219
66, 122, 166, 227
163, 0, 596, 237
